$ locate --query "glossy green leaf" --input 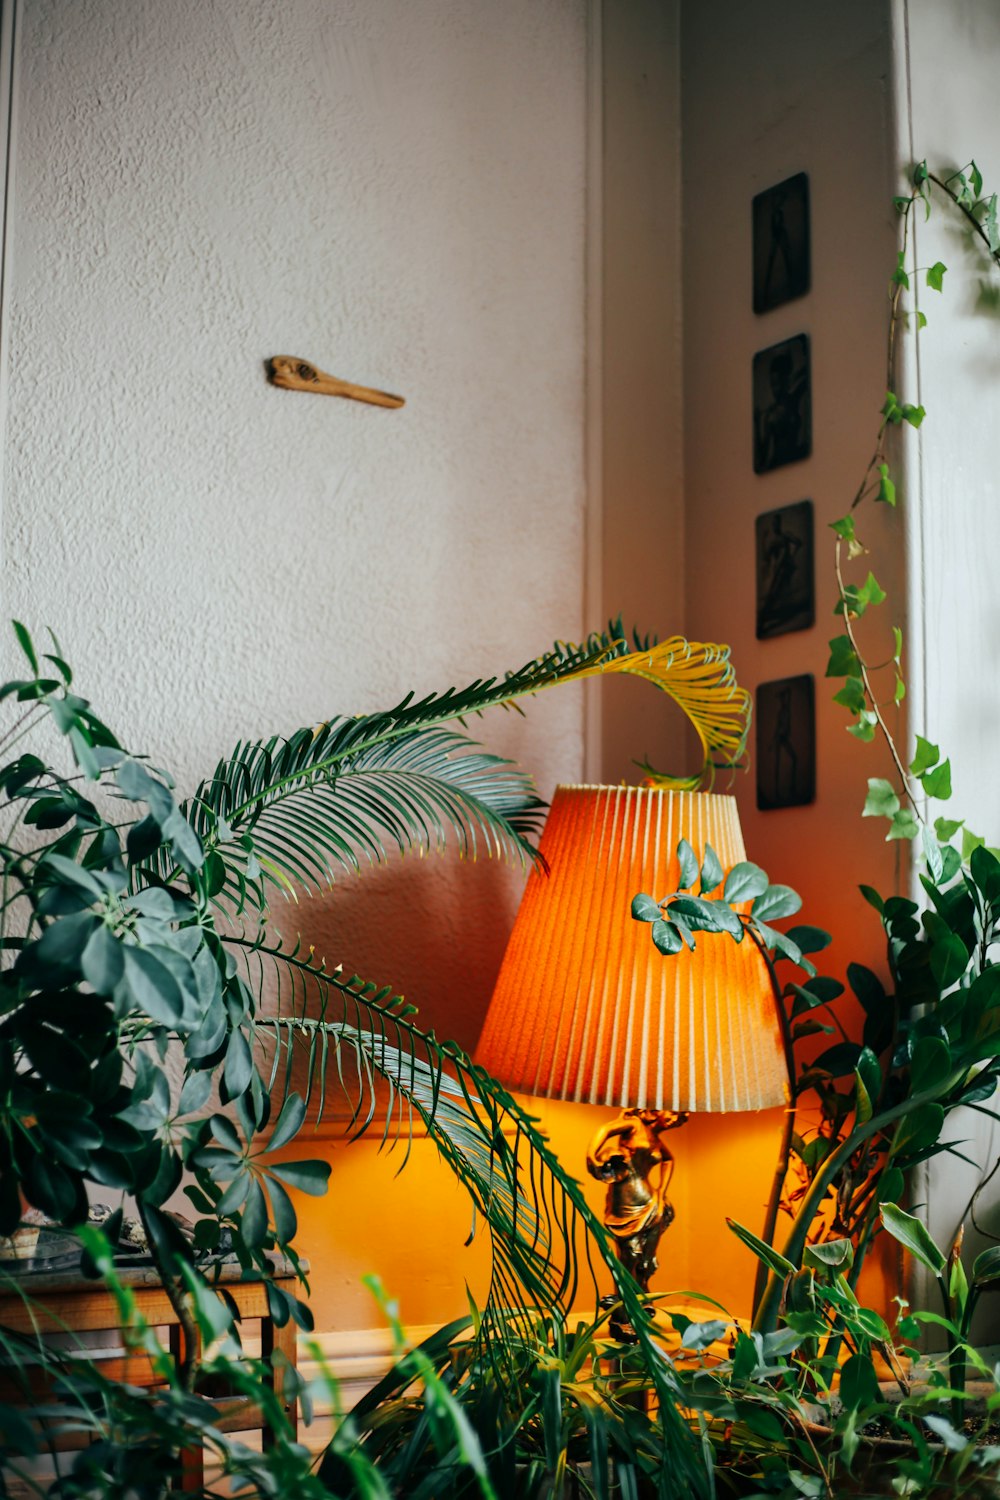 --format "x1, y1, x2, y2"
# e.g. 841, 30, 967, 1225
723, 862, 769, 905
751, 885, 802, 922
630, 893, 661, 923
699, 843, 724, 894
880, 1203, 945, 1274
676, 838, 699, 890
270, 1159, 332, 1196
